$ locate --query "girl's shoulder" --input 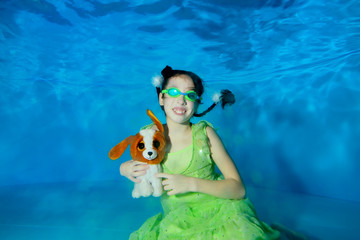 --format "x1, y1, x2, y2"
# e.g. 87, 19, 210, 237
193, 120, 215, 133
192, 121, 217, 145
